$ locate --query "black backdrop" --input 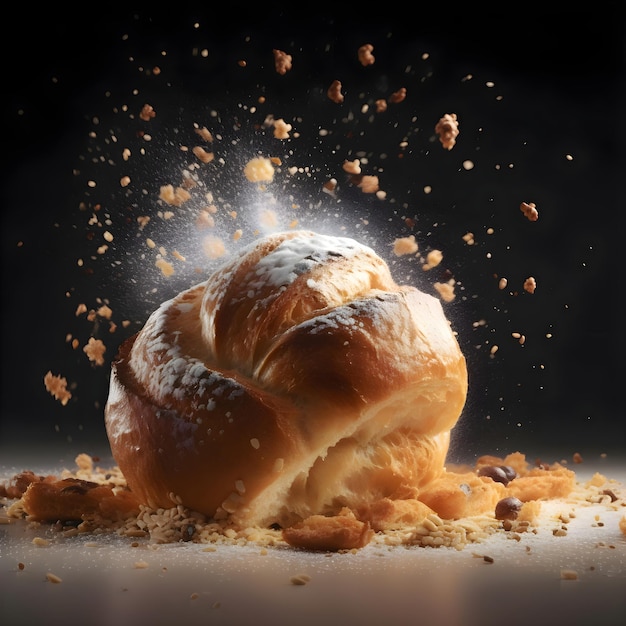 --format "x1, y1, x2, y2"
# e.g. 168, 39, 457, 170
1, 6, 624, 464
